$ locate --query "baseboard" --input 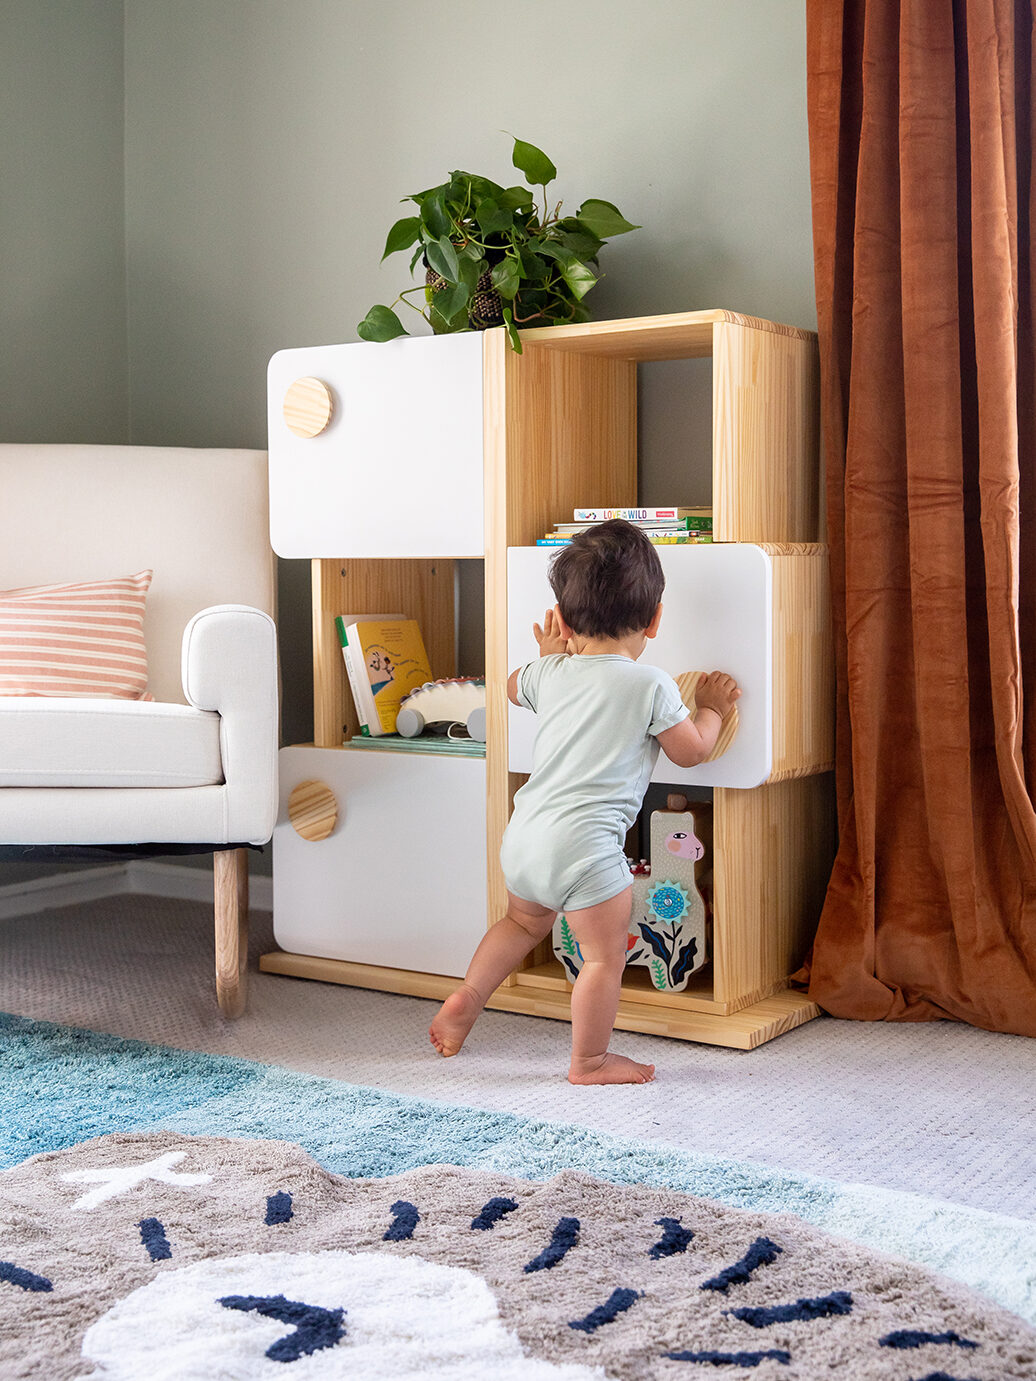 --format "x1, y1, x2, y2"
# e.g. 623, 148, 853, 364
0, 860, 272, 920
